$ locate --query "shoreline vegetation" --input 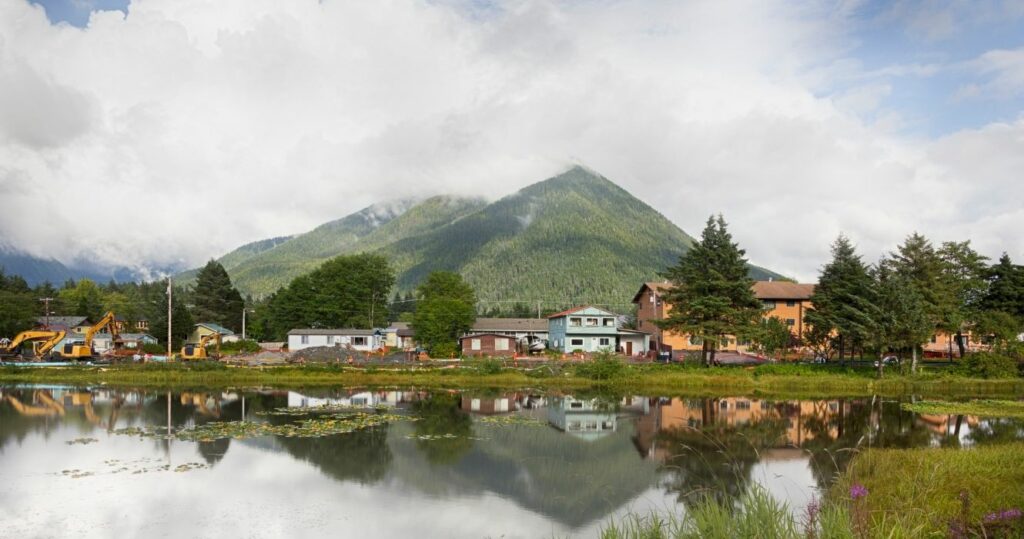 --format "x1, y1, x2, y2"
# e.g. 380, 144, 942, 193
2, 361, 1023, 398
601, 444, 1024, 538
